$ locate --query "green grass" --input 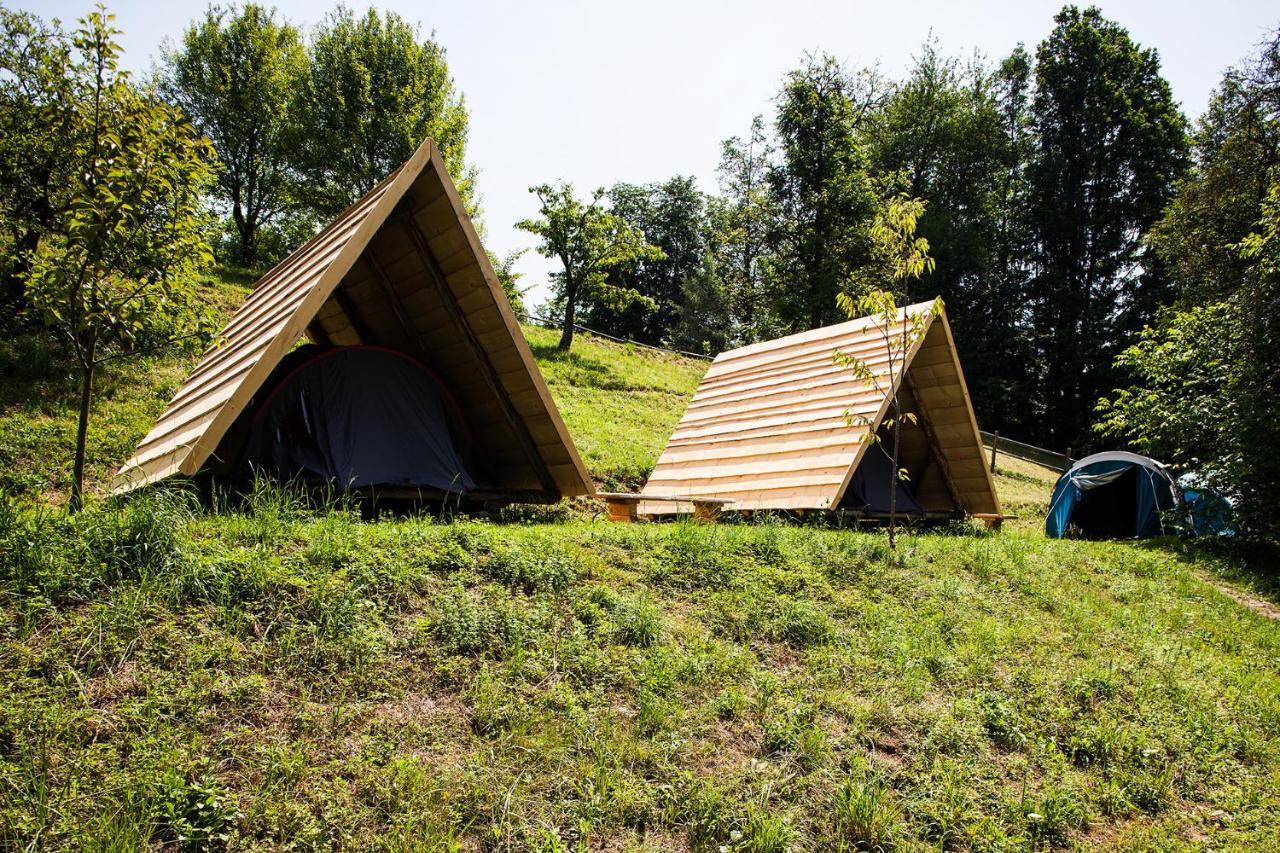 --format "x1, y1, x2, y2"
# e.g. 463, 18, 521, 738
1, 272, 1278, 849
523, 325, 708, 489
1, 495, 1277, 849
